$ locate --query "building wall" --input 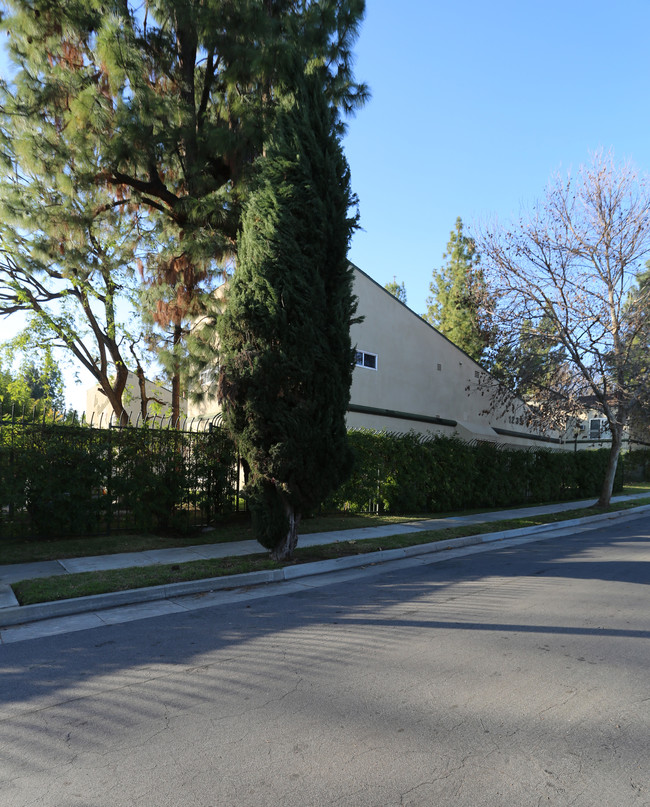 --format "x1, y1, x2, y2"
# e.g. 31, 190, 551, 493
187, 266, 562, 449
86, 372, 186, 426
348, 268, 560, 448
